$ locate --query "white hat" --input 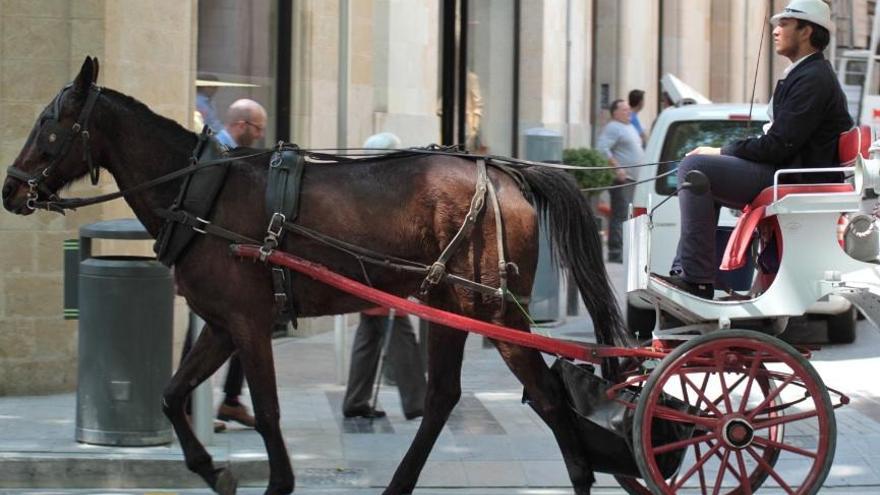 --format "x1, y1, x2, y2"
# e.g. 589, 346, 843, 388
770, 0, 832, 32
